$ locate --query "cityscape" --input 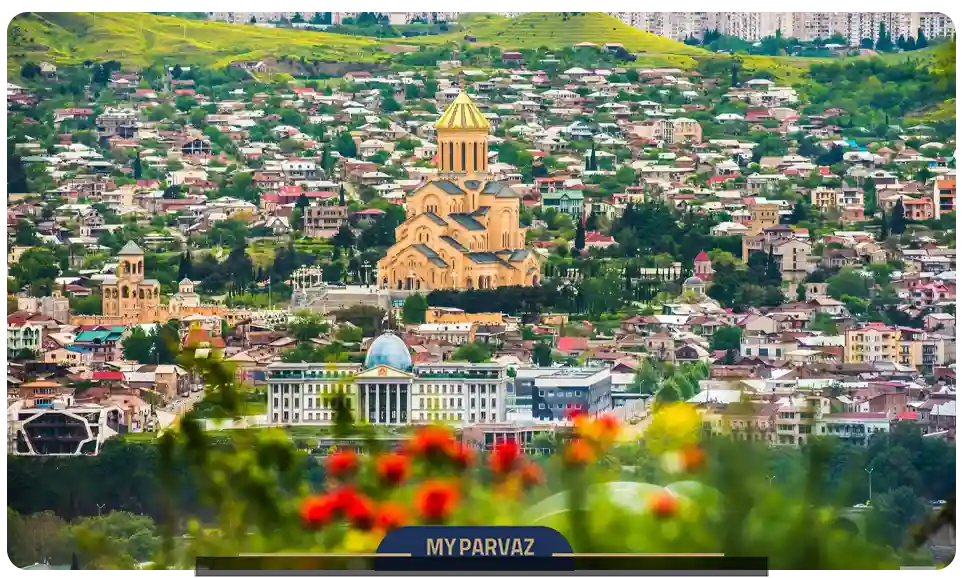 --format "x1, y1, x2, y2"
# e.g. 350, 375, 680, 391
4, 10, 957, 571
